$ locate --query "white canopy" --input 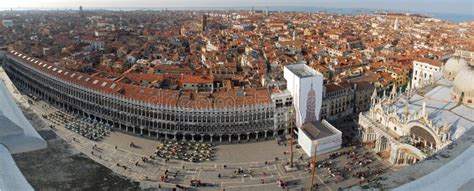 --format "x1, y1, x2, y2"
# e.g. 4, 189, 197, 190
0, 145, 34, 191
0, 80, 46, 154
0, 67, 47, 191
395, 145, 474, 191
